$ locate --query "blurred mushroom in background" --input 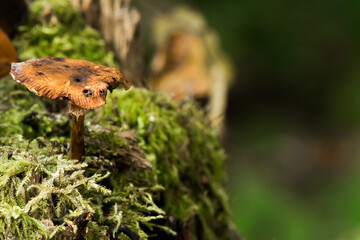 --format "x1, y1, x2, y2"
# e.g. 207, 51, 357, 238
150, 31, 210, 102
148, 6, 234, 135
